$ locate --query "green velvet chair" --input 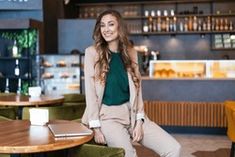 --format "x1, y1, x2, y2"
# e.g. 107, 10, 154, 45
0, 93, 17, 120
22, 104, 85, 121
62, 93, 86, 106
71, 144, 125, 157
0, 107, 17, 120
22, 93, 86, 121
44, 144, 125, 157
